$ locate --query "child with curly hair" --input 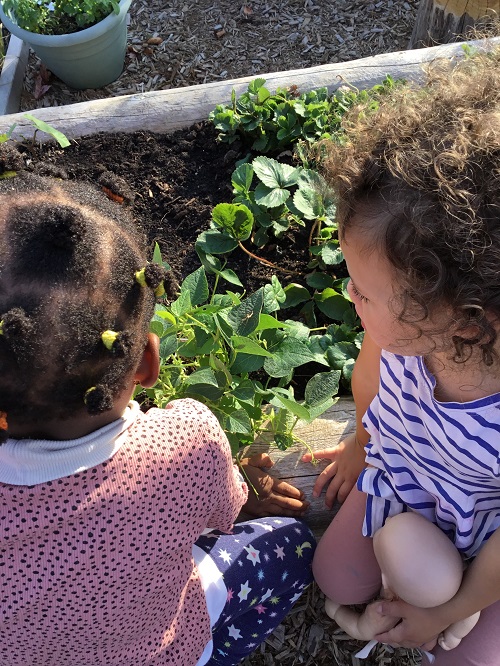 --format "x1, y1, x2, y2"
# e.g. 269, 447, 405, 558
0, 172, 315, 666
305, 46, 500, 665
